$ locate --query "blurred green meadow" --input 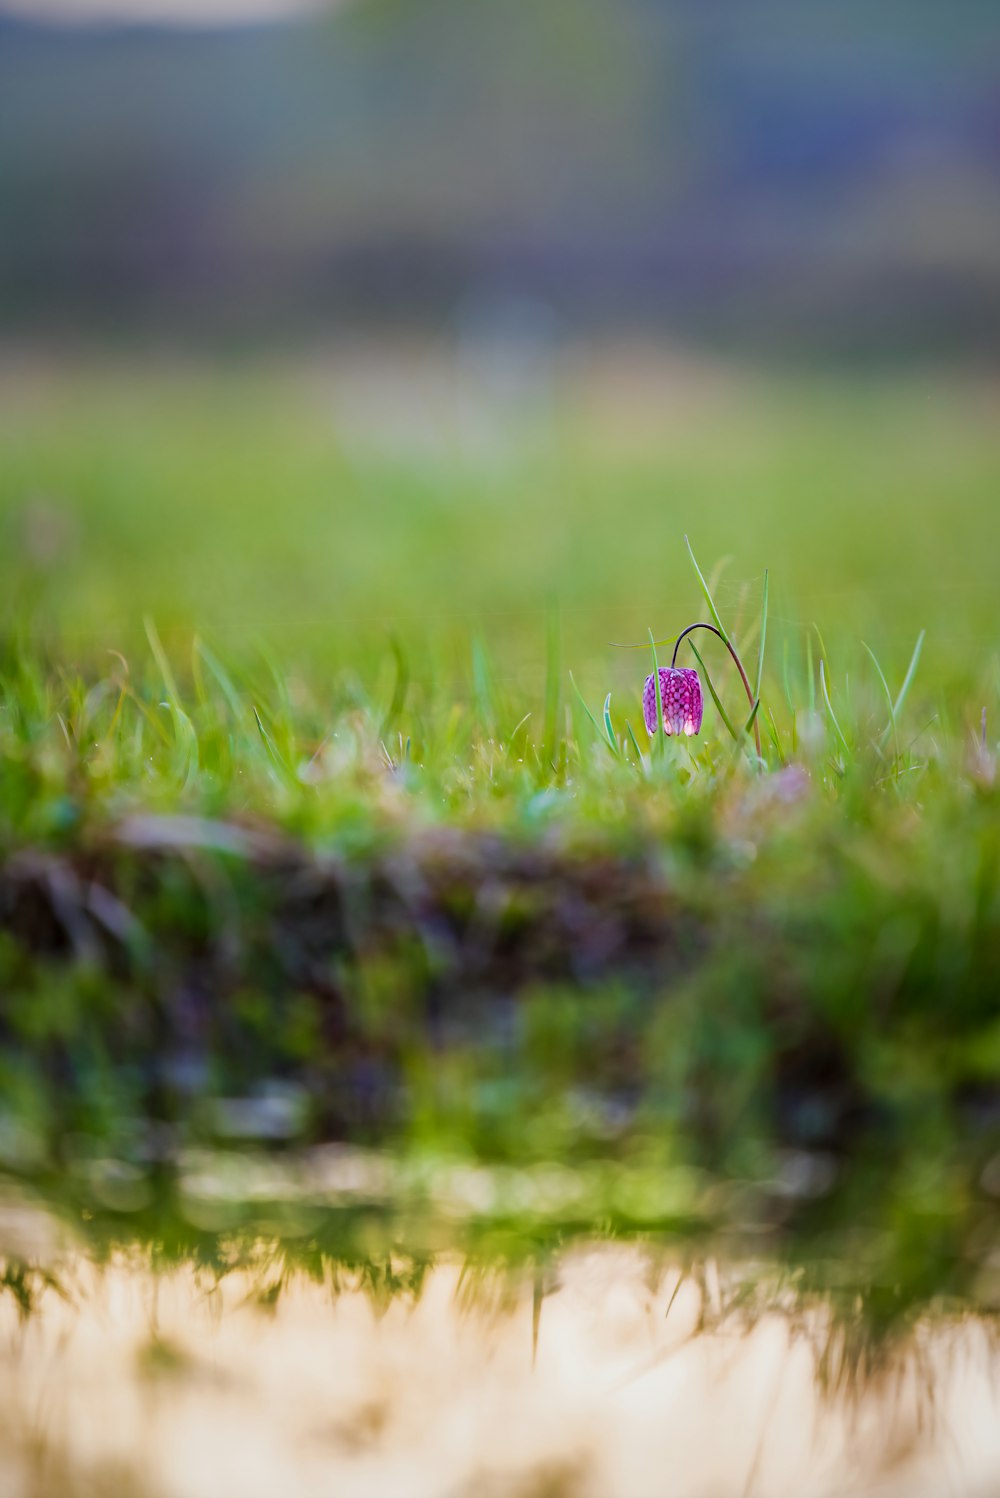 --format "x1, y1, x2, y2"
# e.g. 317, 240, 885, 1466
3, 348, 998, 688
